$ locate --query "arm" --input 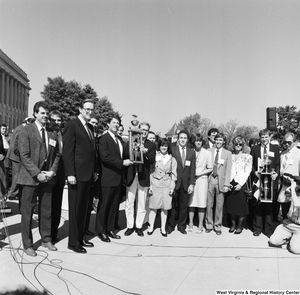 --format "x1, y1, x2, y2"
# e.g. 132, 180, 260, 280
99, 136, 123, 169
223, 151, 233, 192
291, 181, 300, 207
169, 158, 178, 194
188, 151, 196, 194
